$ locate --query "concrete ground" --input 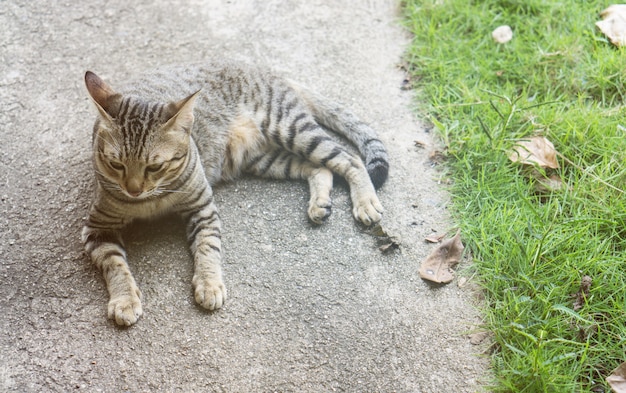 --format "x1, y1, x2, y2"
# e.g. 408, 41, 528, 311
0, 0, 488, 391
